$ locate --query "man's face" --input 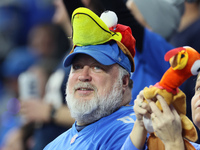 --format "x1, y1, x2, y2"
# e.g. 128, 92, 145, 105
192, 75, 200, 129
66, 54, 123, 125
